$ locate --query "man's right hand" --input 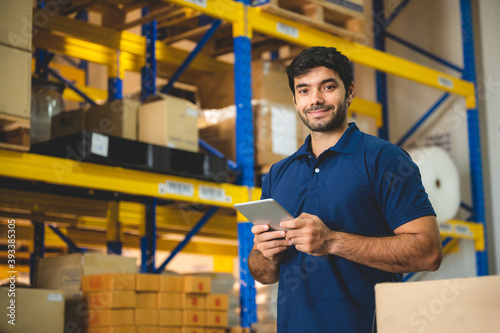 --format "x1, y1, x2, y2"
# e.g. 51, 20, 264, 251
251, 224, 292, 263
